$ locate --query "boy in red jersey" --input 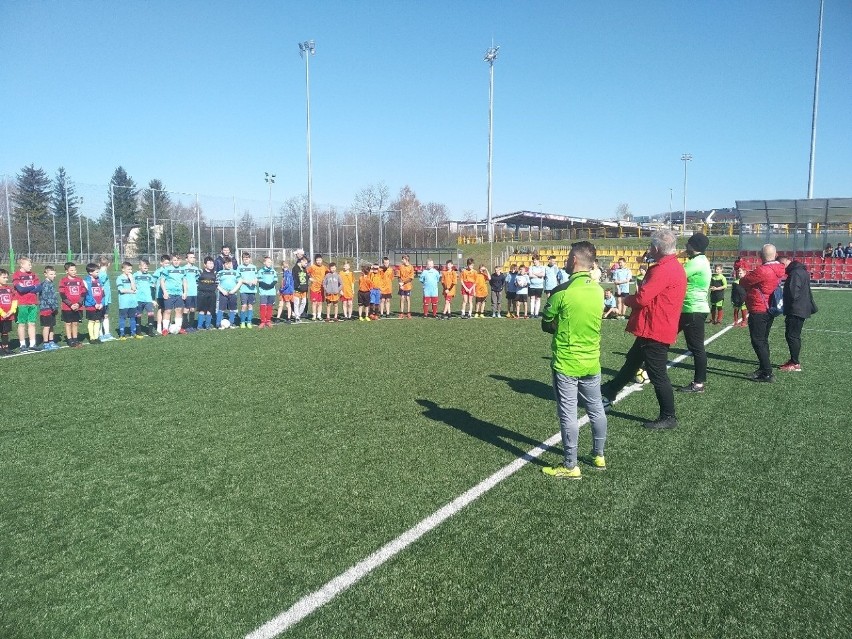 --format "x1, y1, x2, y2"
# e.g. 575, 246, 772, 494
0, 269, 18, 356
59, 262, 86, 347
13, 256, 42, 352
83, 262, 106, 344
